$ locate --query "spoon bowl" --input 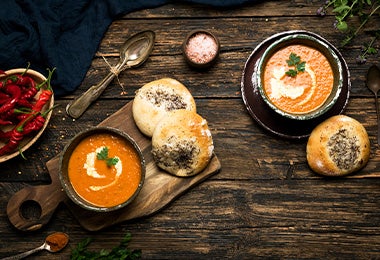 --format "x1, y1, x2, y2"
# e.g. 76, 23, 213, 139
366, 64, 380, 145
66, 30, 155, 119
2, 232, 69, 259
